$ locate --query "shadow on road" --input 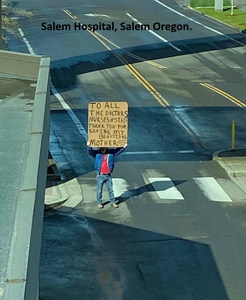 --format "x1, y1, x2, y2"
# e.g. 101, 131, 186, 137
50, 32, 246, 90
39, 212, 230, 299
